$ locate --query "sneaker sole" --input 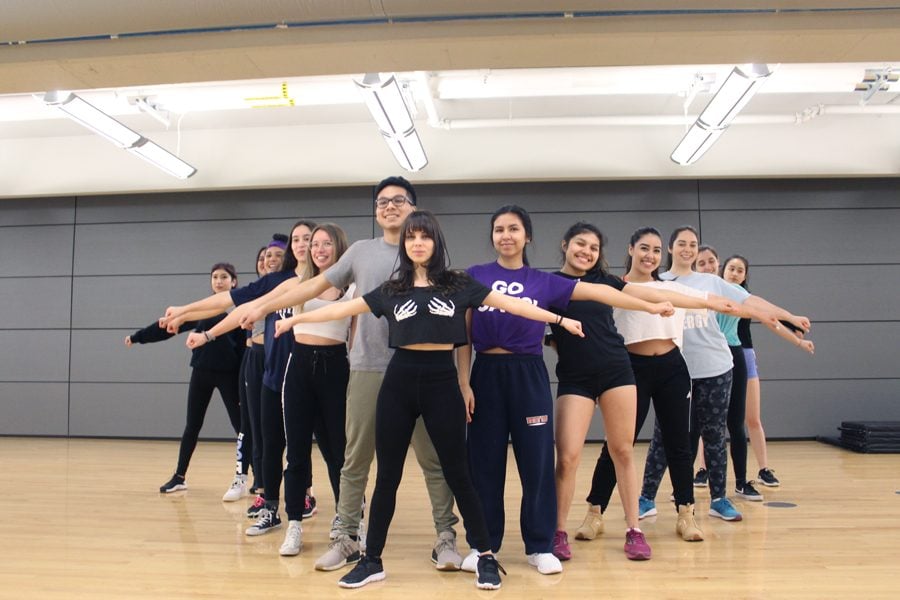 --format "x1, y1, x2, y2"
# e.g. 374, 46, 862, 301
338, 571, 385, 588
315, 552, 361, 571
222, 489, 247, 502
625, 549, 652, 561
245, 523, 282, 536
527, 559, 563, 575
279, 545, 302, 556
638, 508, 658, 519
476, 581, 502, 590
302, 508, 318, 518
757, 480, 780, 487
709, 510, 743, 522
432, 559, 462, 571
574, 530, 598, 541
693, 481, 708, 488
736, 493, 764, 502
